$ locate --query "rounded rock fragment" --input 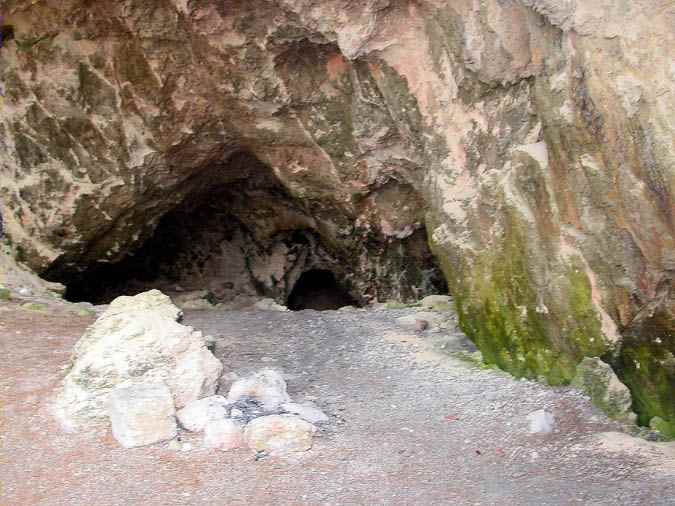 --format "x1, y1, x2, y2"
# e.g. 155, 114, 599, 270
244, 414, 316, 455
